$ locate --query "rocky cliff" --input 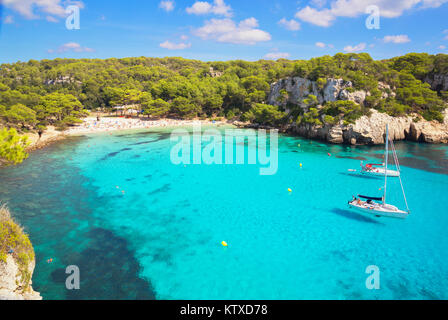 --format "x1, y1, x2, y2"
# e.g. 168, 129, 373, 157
268, 77, 371, 107
0, 206, 42, 300
424, 73, 448, 92
268, 77, 448, 145
0, 255, 41, 300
